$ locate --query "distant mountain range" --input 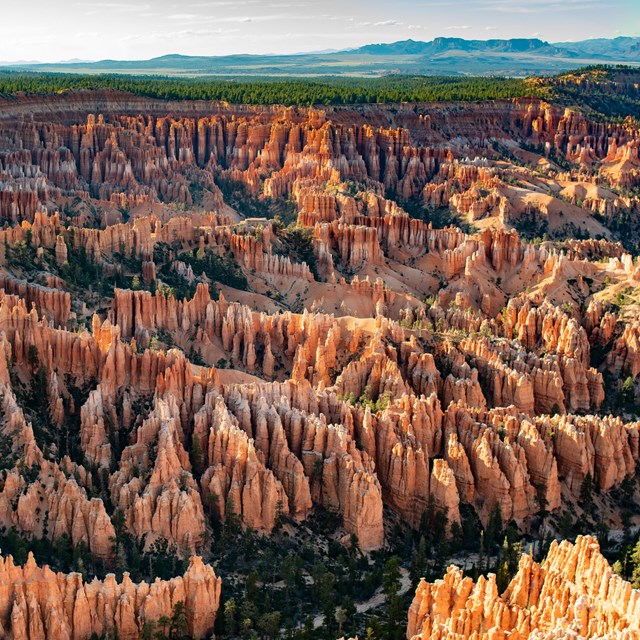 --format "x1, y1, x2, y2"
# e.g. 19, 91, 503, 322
2, 37, 638, 77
